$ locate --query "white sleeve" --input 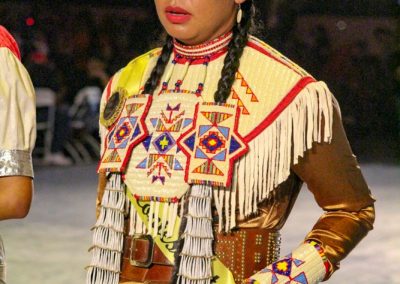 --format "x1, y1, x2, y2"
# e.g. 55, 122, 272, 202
0, 47, 36, 177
